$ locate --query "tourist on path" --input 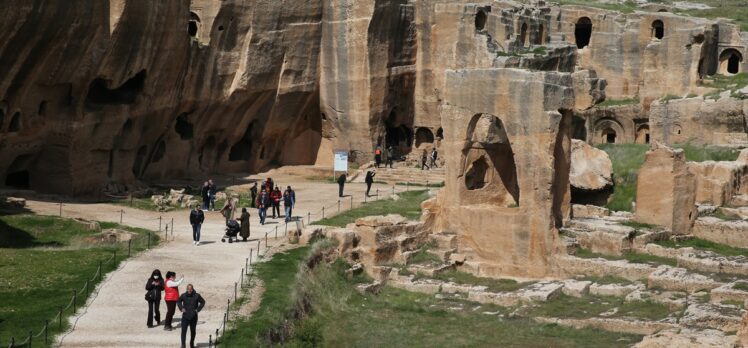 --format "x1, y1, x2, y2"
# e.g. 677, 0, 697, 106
421, 149, 430, 170
374, 145, 382, 168
386, 146, 395, 168
238, 207, 250, 241
263, 177, 274, 193
283, 186, 296, 222
430, 148, 438, 168
271, 186, 282, 219
220, 195, 238, 225
177, 284, 205, 348
200, 182, 210, 210
365, 170, 376, 197
256, 188, 270, 225
208, 179, 217, 211
189, 206, 204, 246
250, 182, 258, 208
337, 173, 347, 197
145, 269, 164, 328
163, 272, 183, 331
